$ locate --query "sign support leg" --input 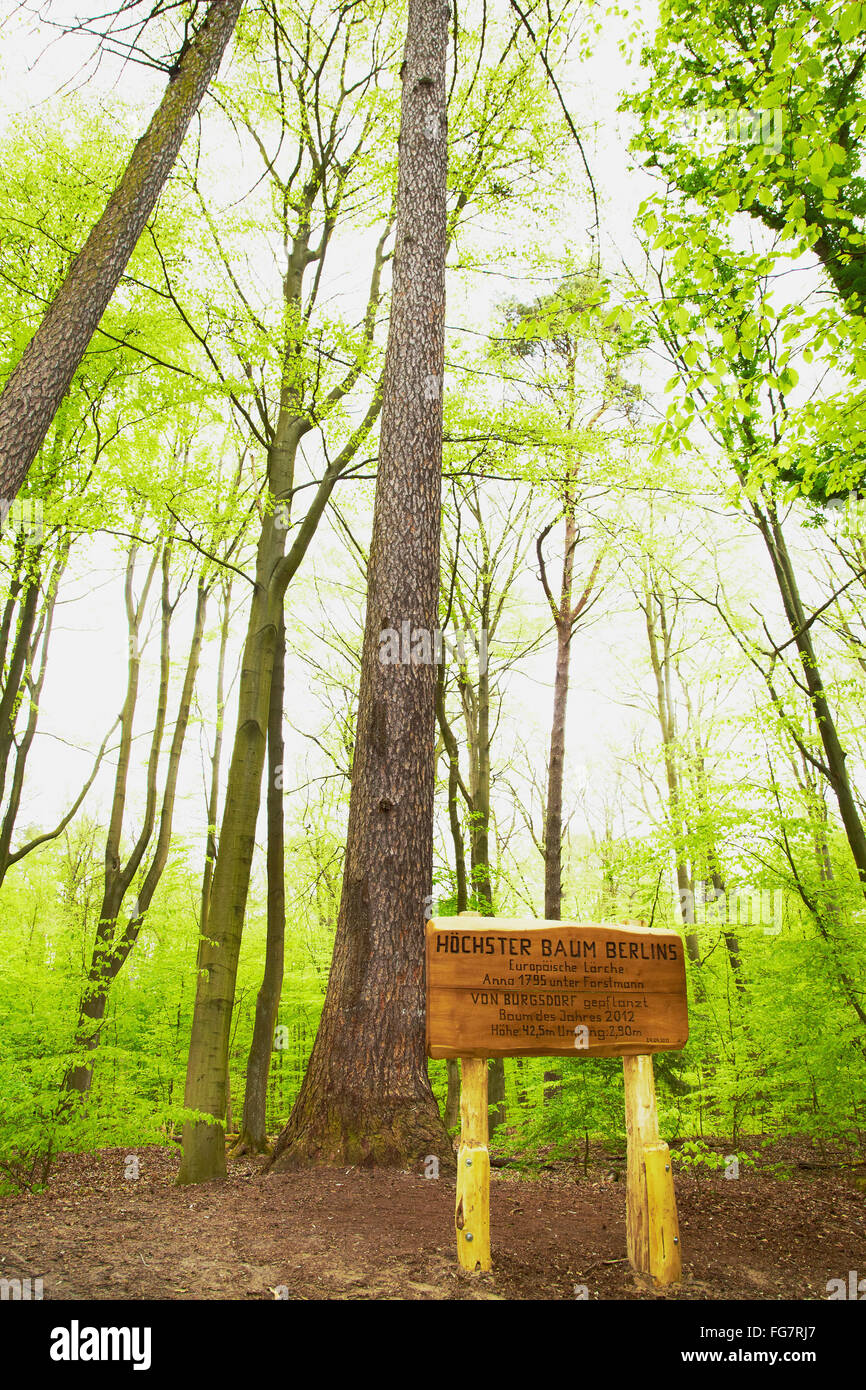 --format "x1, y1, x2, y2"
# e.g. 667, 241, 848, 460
623, 1053, 681, 1286
455, 1056, 491, 1273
